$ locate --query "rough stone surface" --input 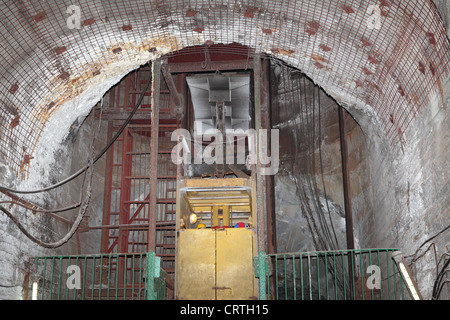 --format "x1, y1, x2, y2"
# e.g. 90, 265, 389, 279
0, 0, 448, 300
